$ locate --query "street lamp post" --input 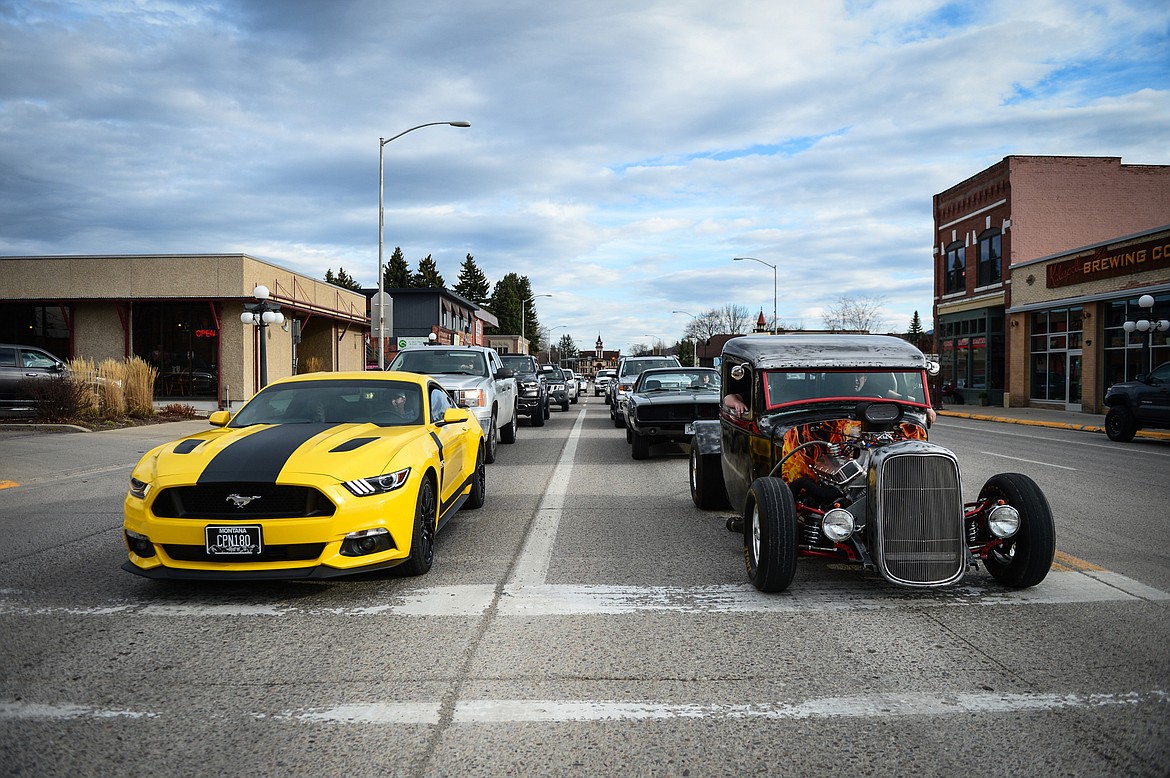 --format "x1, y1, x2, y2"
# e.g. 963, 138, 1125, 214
240, 285, 285, 389
672, 310, 698, 366
1122, 294, 1169, 375
378, 121, 471, 369
522, 293, 553, 353
733, 256, 778, 334
543, 325, 566, 363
